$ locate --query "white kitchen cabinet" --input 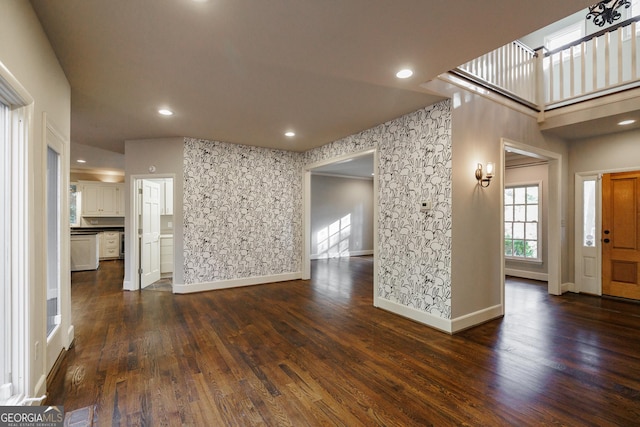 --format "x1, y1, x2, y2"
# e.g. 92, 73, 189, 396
81, 182, 124, 217
155, 178, 173, 215
99, 231, 121, 259
163, 179, 173, 215
160, 235, 173, 274
70, 233, 99, 271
